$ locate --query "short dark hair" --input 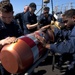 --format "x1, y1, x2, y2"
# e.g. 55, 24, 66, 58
63, 9, 75, 18
29, 2, 36, 8
0, 1, 13, 13
43, 7, 50, 11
